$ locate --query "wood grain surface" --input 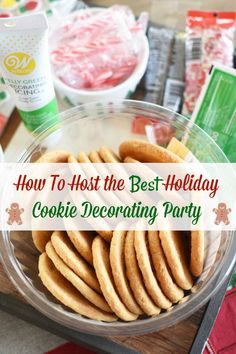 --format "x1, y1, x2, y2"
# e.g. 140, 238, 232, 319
111, 308, 204, 354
